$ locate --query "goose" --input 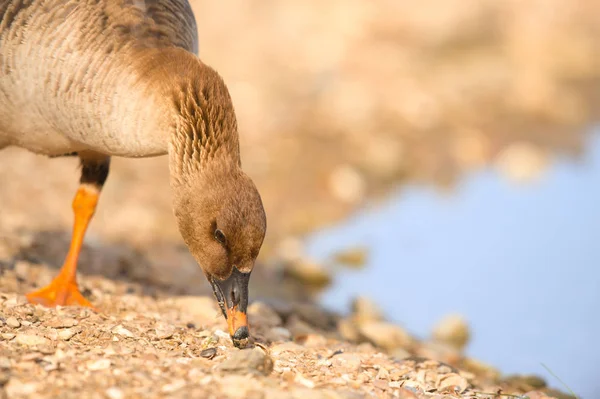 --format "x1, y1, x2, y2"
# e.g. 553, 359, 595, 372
0, 0, 267, 348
